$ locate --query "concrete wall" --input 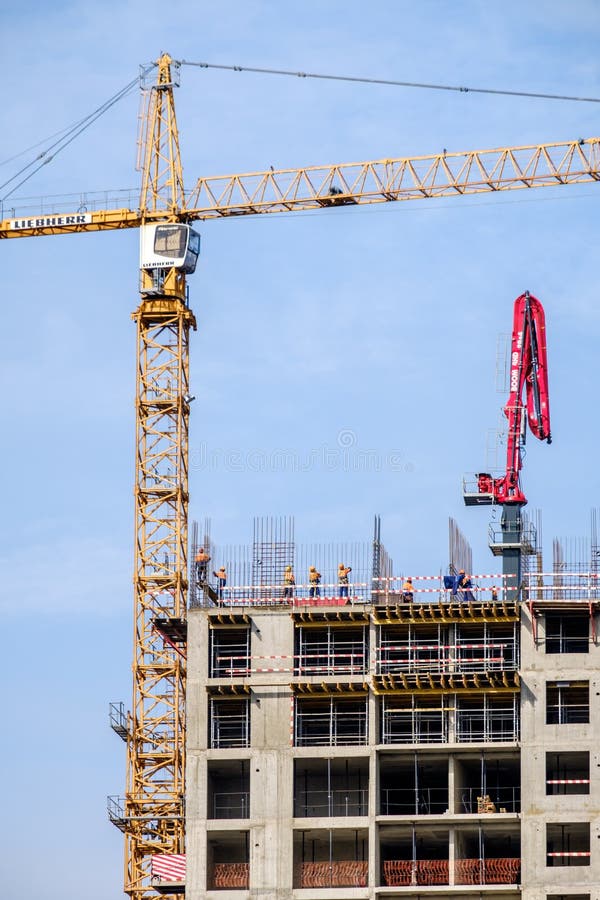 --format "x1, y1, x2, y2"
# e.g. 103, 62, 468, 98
520, 603, 600, 900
